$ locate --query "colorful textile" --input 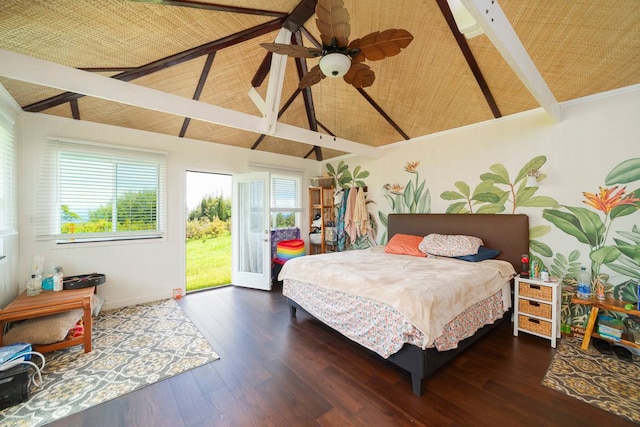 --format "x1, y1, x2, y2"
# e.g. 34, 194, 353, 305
270, 227, 300, 258
276, 239, 305, 260
336, 188, 349, 251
